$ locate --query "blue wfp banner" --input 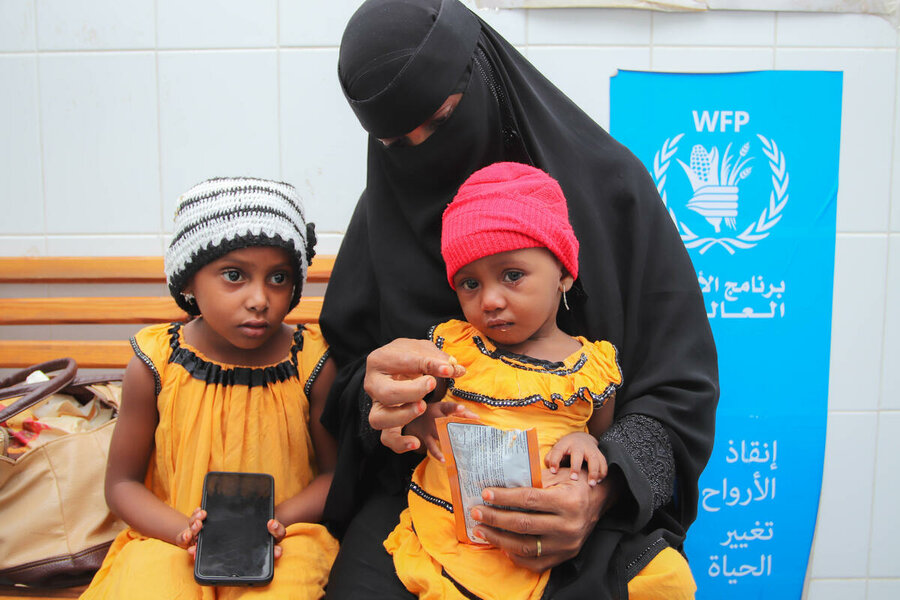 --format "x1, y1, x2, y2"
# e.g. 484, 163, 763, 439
610, 71, 841, 598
